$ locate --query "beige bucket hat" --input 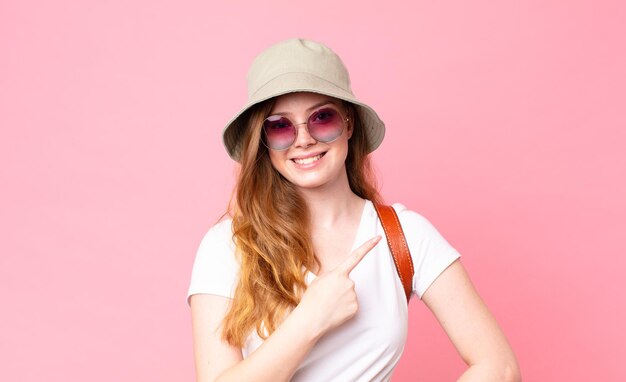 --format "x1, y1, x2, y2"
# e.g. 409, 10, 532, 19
222, 38, 385, 161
